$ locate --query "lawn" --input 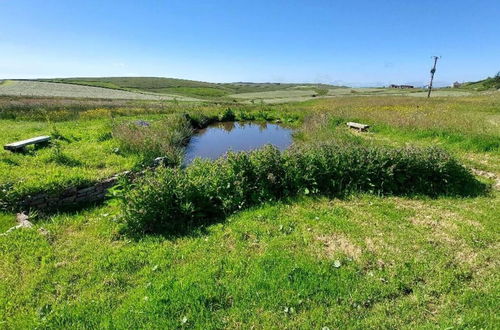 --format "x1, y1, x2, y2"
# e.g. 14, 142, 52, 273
0, 90, 498, 328
0, 193, 498, 328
